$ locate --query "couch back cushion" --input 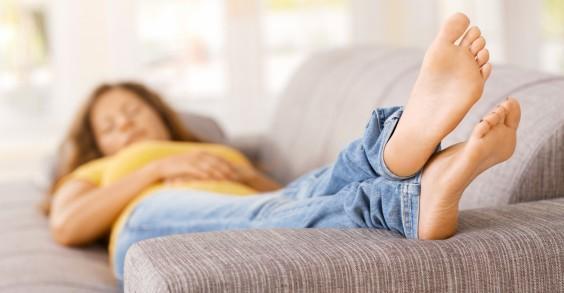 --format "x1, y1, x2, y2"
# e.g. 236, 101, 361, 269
259, 47, 564, 209
179, 111, 226, 143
